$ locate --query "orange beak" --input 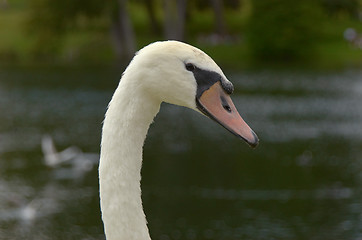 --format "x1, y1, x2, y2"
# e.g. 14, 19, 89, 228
196, 81, 259, 148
